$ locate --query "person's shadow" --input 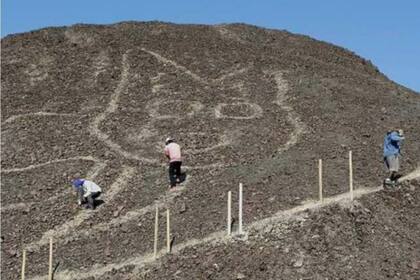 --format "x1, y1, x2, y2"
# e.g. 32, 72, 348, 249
51, 261, 60, 279
94, 199, 105, 208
